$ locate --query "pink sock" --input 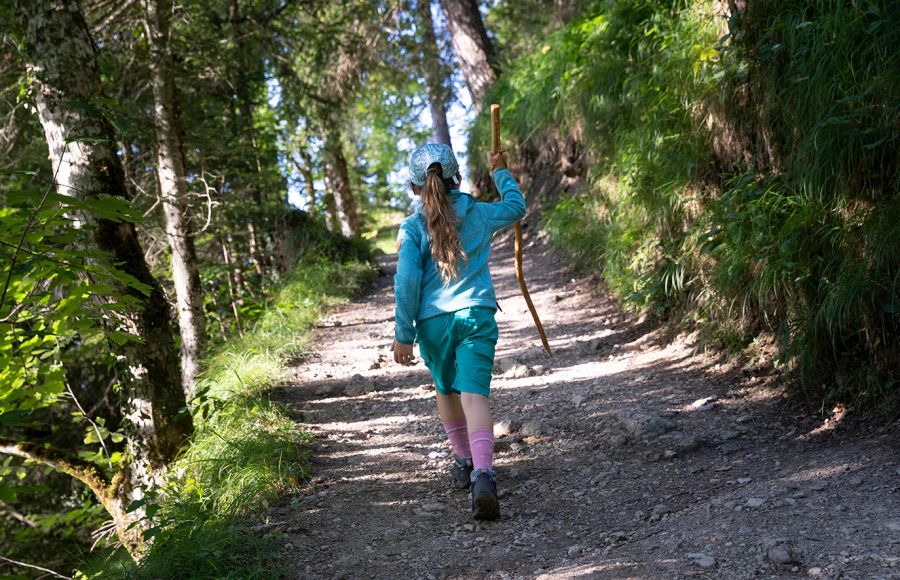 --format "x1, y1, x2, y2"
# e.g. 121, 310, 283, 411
469, 429, 494, 471
442, 418, 471, 459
